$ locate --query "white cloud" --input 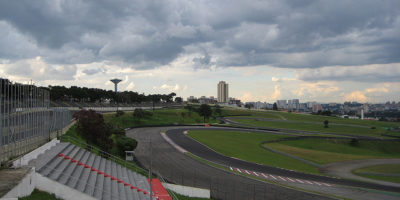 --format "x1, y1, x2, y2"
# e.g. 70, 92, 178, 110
344, 91, 368, 102
270, 85, 281, 101
125, 82, 135, 90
